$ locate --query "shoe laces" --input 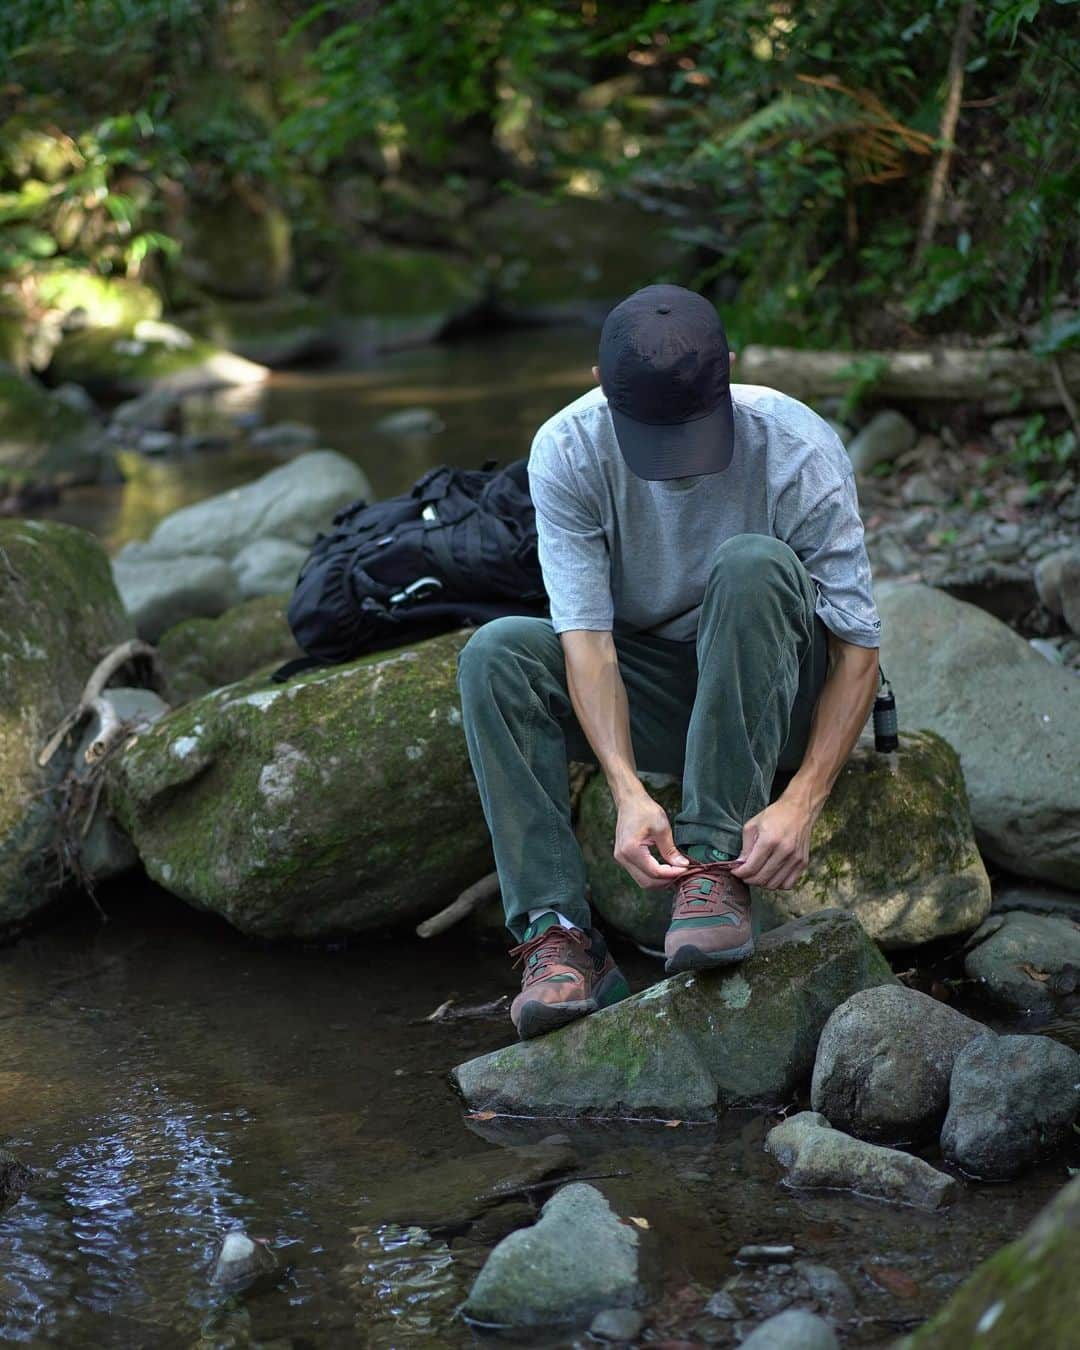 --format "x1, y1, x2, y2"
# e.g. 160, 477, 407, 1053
673, 859, 744, 916
509, 925, 586, 985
